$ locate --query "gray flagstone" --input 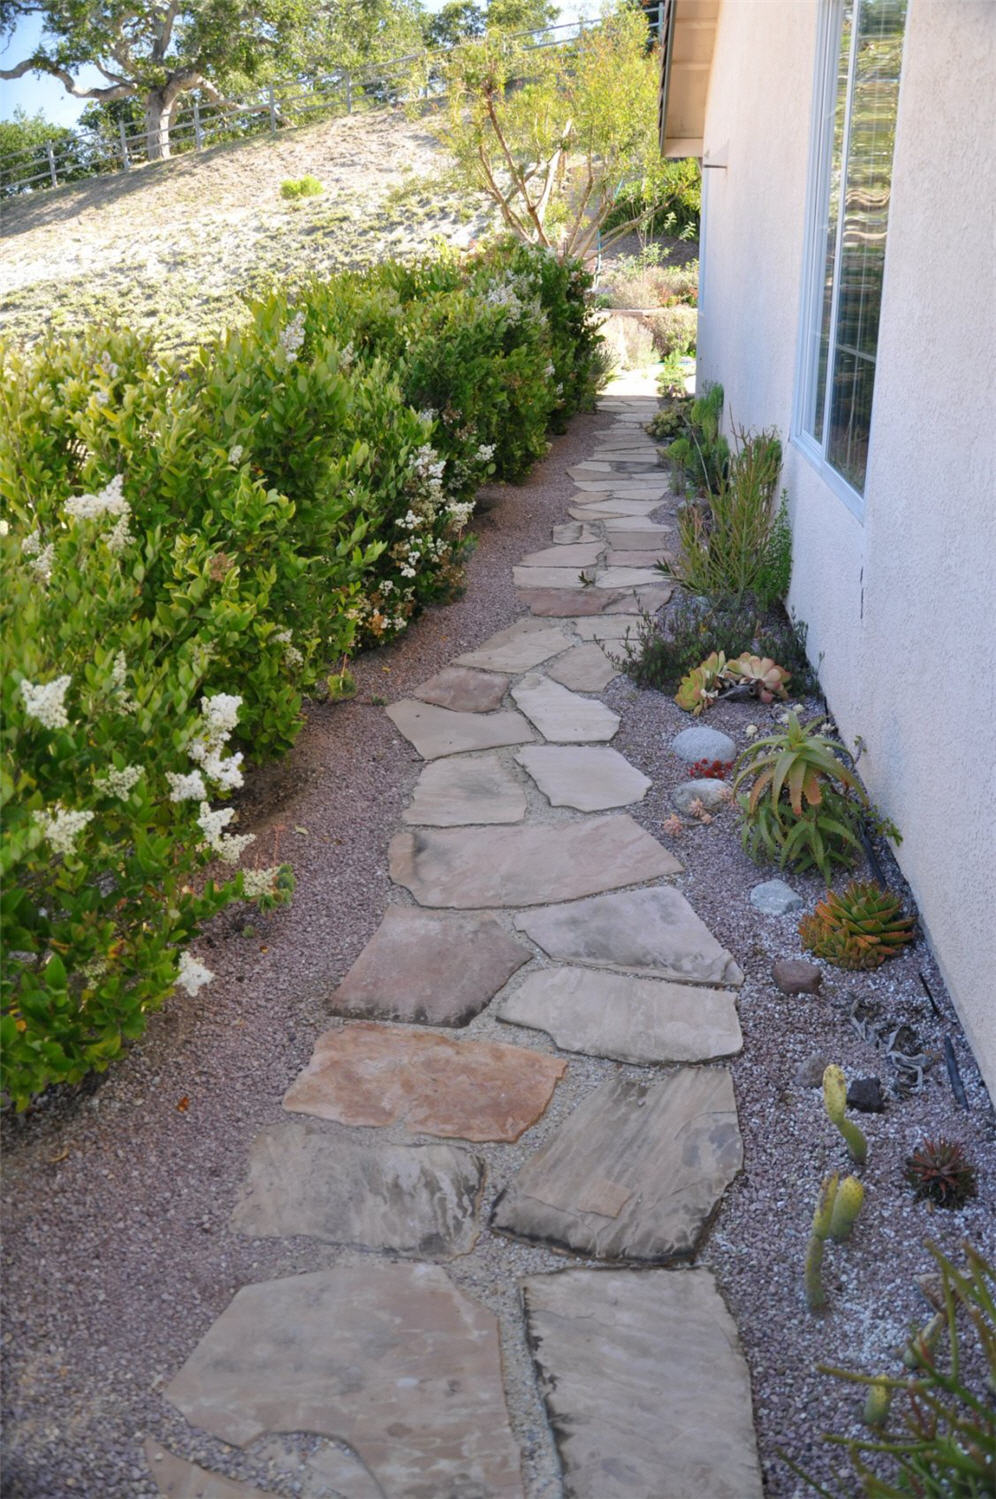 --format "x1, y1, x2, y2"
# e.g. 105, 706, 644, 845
545, 641, 620, 691
510, 674, 619, 742
515, 745, 649, 810
403, 752, 527, 826
455, 618, 571, 673
385, 700, 535, 759
413, 665, 509, 713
